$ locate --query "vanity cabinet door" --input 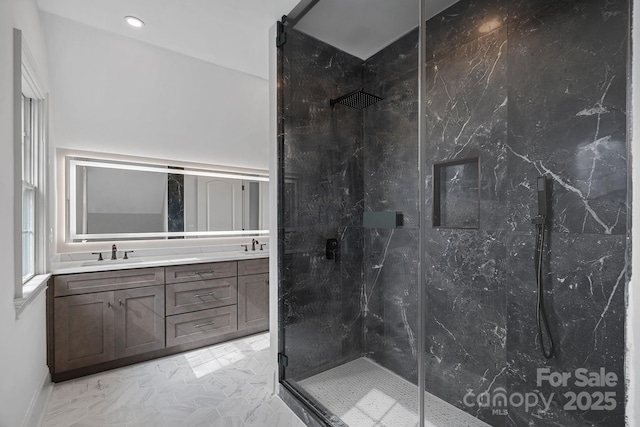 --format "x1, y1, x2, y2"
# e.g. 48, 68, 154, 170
54, 292, 115, 372
238, 273, 269, 331
114, 286, 165, 358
